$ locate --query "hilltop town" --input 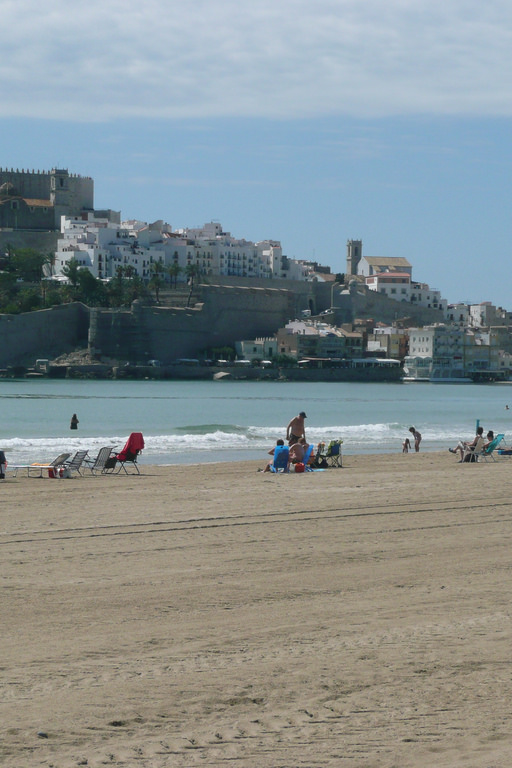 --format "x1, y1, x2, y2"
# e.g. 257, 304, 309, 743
1, 166, 511, 382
